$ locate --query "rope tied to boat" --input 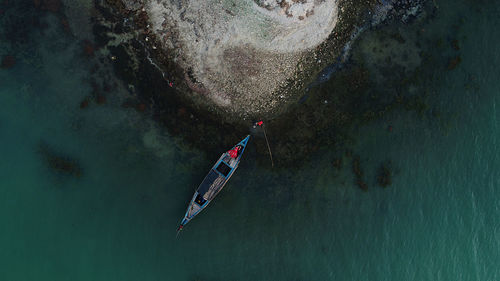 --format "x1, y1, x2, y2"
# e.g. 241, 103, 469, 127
254, 121, 274, 167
